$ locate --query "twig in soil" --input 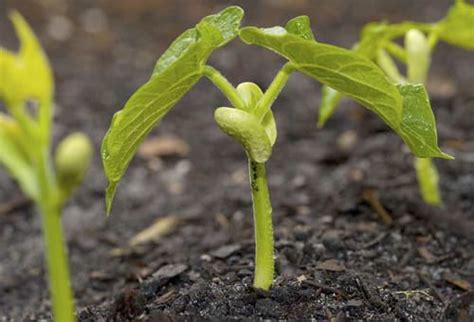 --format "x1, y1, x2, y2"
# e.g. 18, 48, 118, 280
355, 276, 387, 309
362, 189, 393, 226
398, 246, 416, 268
417, 271, 445, 303
302, 279, 348, 300
359, 231, 389, 249
0, 196, 31, 216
